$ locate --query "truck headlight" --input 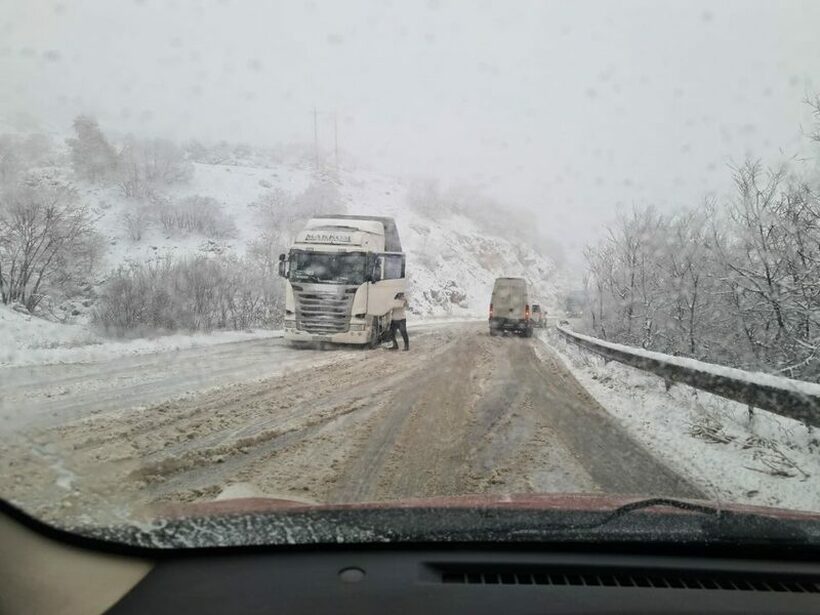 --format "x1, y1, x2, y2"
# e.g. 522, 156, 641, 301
349, 323, 366, 331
